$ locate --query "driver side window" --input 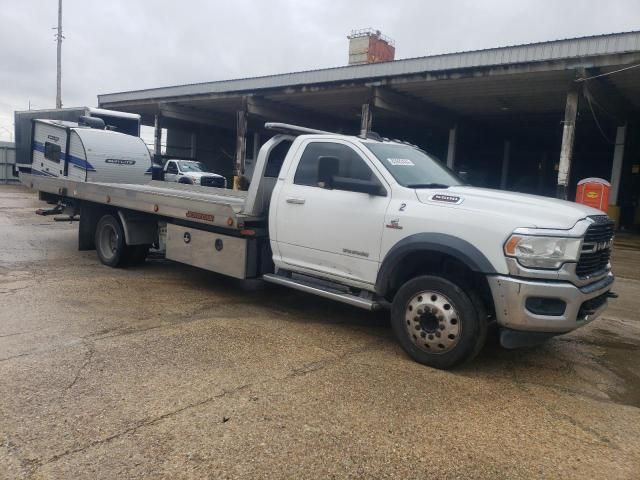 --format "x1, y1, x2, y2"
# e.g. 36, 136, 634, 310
294, 142, 375, 189
166, 162, 178, 174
